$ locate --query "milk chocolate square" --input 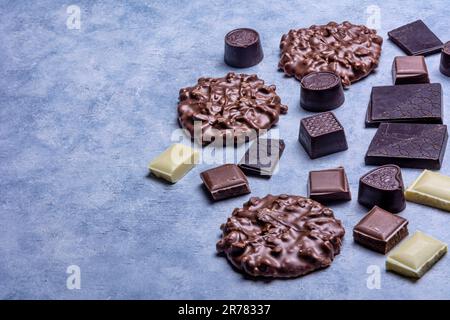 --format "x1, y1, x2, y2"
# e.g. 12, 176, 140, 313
200, 164, 250, 201
392, 56, 429, 84
353, 206, 408, 254
308, 167, 351, 202
388, 20, 443, 56
238, 138, 285, 177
